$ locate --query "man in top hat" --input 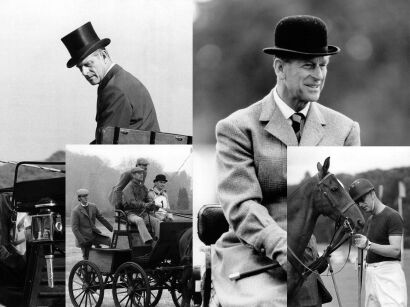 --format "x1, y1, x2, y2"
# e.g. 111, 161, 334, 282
212, 15, 360, 307
109, 158, 149, 209
349, 179, 407, 307
61, 22, 160, 143
148, 174, 173, 221
71, 188, 113, 259
122, 167, 162, 244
